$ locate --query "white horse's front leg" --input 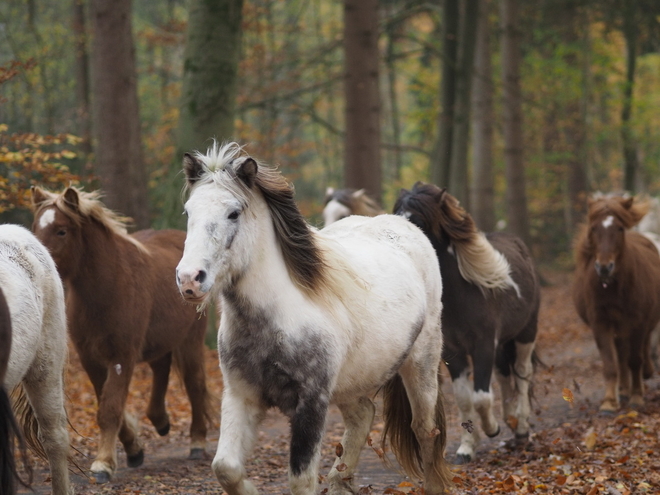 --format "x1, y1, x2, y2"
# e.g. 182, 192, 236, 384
289, 396, 330, 495
212, 385, 265, 495
327, 397, 375, 494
